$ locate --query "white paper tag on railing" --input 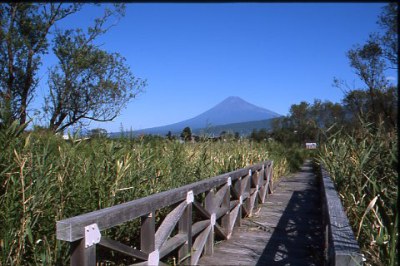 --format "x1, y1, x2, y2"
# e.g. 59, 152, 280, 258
84, 223, 101, 248
249, 169, 252, 176
227, 177, 231, 186
239, 196, 243, 205
186, 190, 194, 204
